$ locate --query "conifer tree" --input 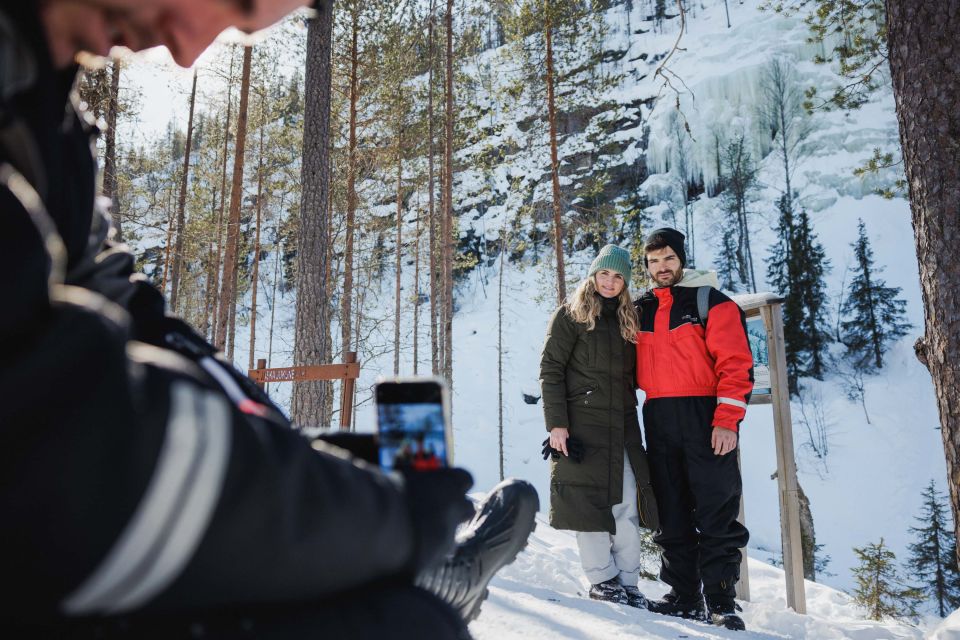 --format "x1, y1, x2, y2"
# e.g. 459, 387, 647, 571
766, 199, 831, 392
906, 480, 960, 616
766, 195, 803, 393
852, 538, 922, 621
840, 219, 911, 370
948, 538, 960, 606
792, 208, 831, 383
716, 225, 740, 293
